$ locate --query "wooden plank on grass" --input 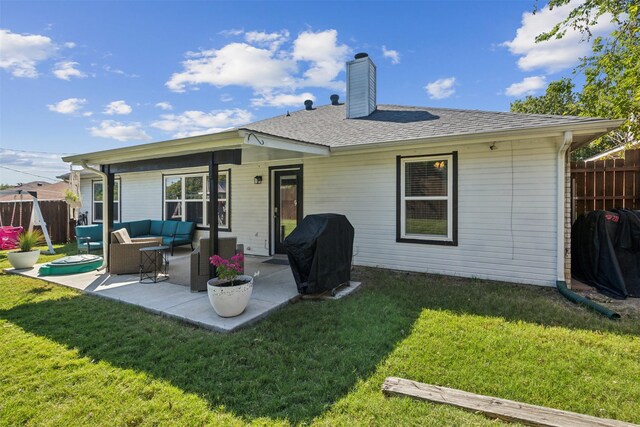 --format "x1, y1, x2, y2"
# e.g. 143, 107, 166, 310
382, 377, 638, 427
